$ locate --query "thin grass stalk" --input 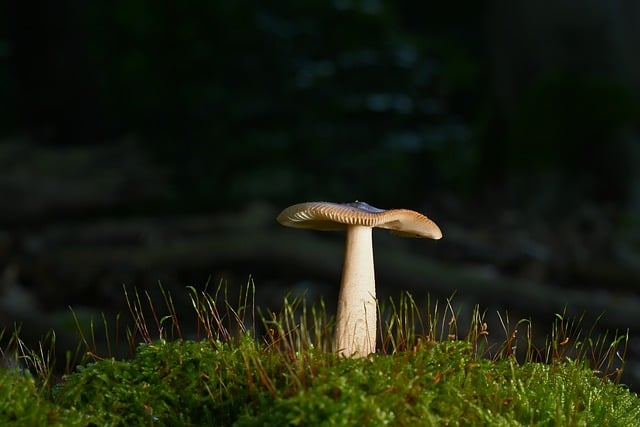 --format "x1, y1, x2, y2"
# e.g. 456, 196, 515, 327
159, 282, 183, 341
